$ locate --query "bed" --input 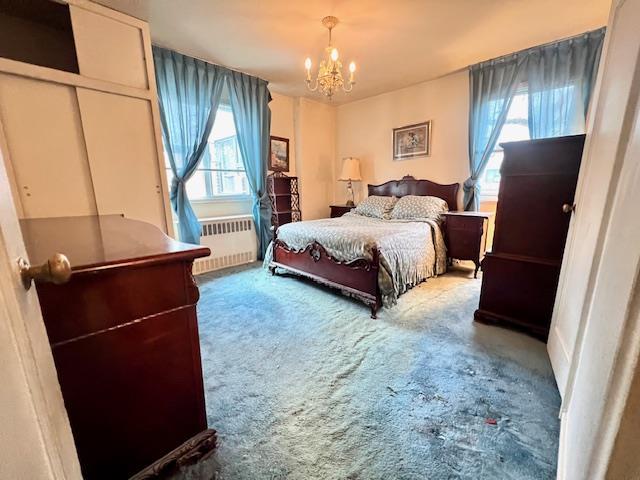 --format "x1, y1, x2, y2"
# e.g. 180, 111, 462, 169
267, 176, 460, 318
